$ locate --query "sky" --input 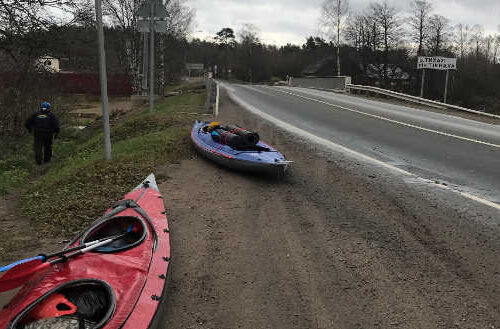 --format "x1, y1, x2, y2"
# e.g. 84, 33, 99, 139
188, 0, 500, 46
